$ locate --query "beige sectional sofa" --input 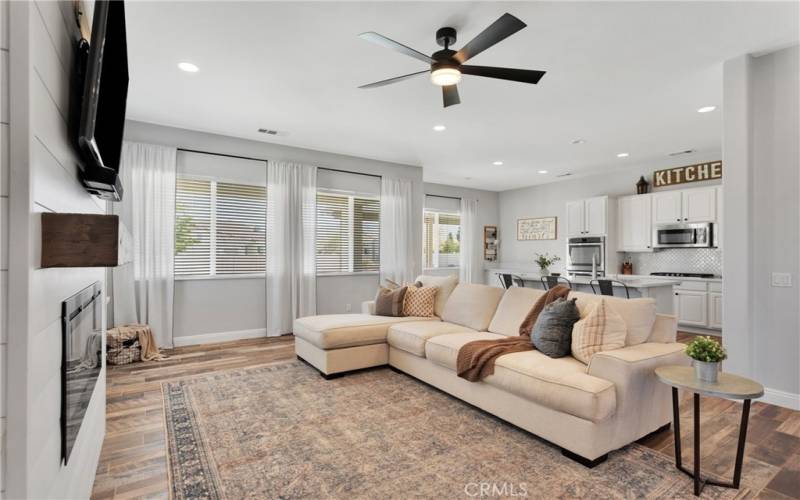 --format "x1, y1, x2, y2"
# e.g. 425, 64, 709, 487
293, 277, 689, 466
